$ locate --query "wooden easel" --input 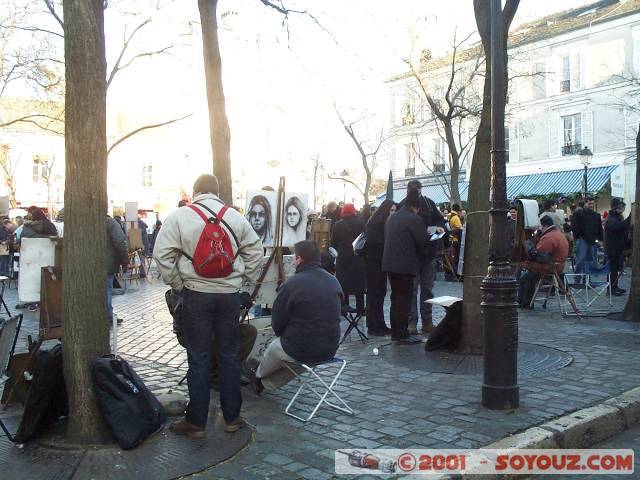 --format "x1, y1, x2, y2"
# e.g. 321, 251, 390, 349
242, 177, 288, 321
